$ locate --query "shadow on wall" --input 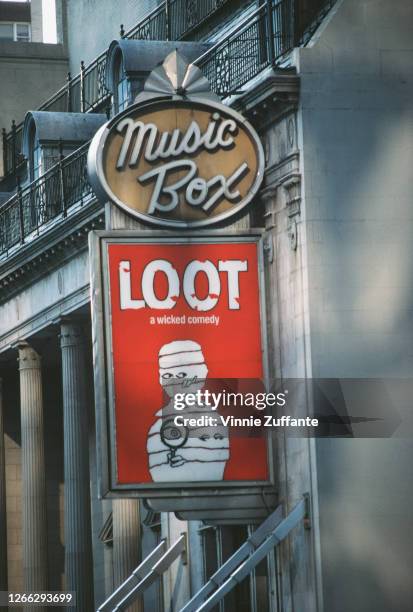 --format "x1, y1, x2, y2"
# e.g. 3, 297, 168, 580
300, 0, 413, 379
298, 0, 413, 610
316, 438, 413, 612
